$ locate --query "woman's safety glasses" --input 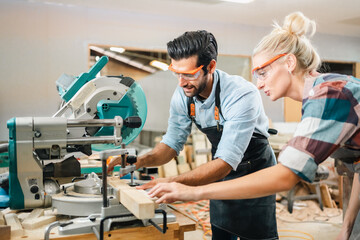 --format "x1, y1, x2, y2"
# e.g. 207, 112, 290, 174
168, 64, 204, 81
252, 54, 287, 81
